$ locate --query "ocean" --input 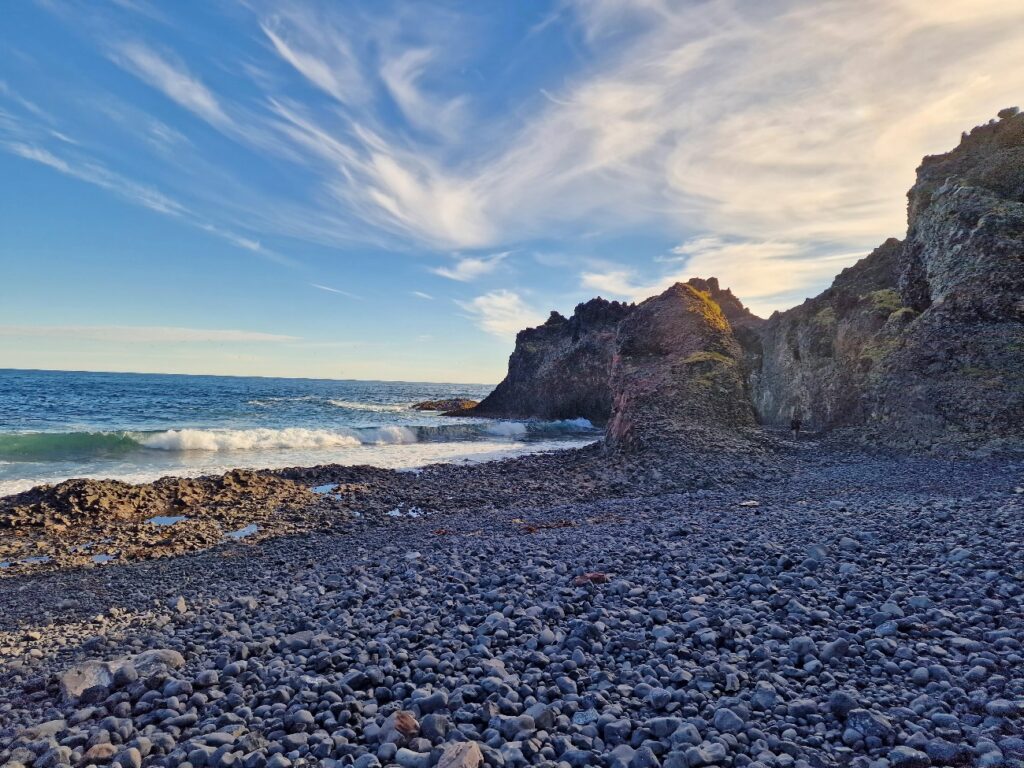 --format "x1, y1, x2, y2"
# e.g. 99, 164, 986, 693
0, 369, 599, 496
